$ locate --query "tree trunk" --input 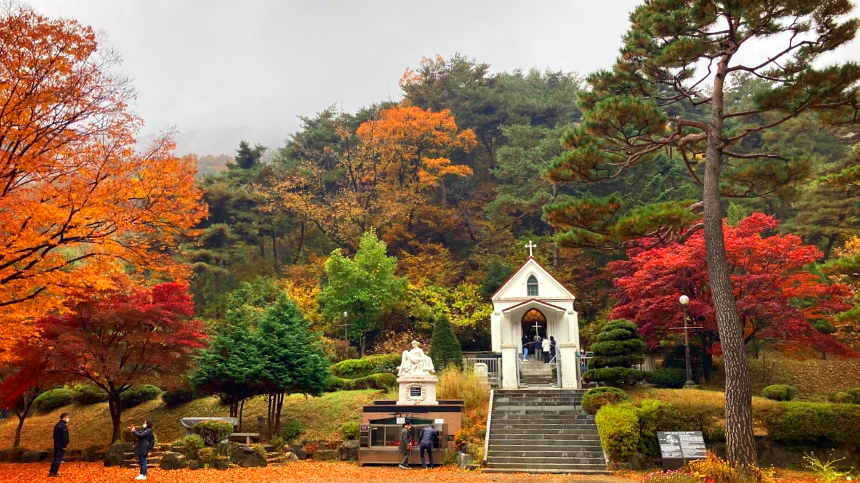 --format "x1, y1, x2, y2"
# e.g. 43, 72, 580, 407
701, 338, 713, 383
14, 413, 25, 448
703, 62, 756, 467
294, 222, 305, 264
274, 393, 285, 436
239, 399, 245, 432
271, 228, 279, 273
107, 391, 123, 443
750, 338, 759, 359
360, 334, 366, 358
213, 270, 221, 295
441, 180, 447, 209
